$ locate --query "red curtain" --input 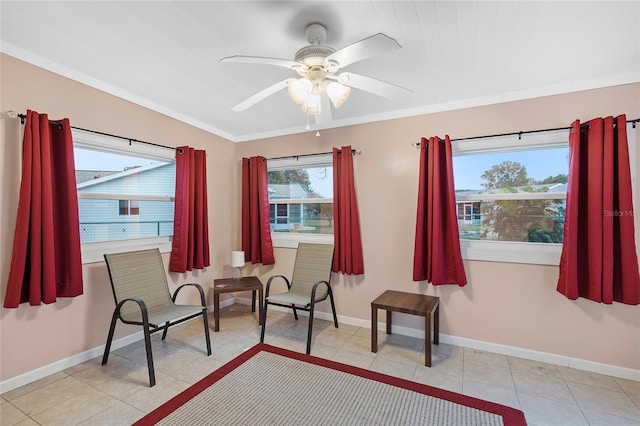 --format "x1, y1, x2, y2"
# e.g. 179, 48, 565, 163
4, 110, 83, 308
413, 136, 467, 285
241, 156, 274, 265
332, 146, 364, 275
169, 147, 210, 272
557, 115, 640, 305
